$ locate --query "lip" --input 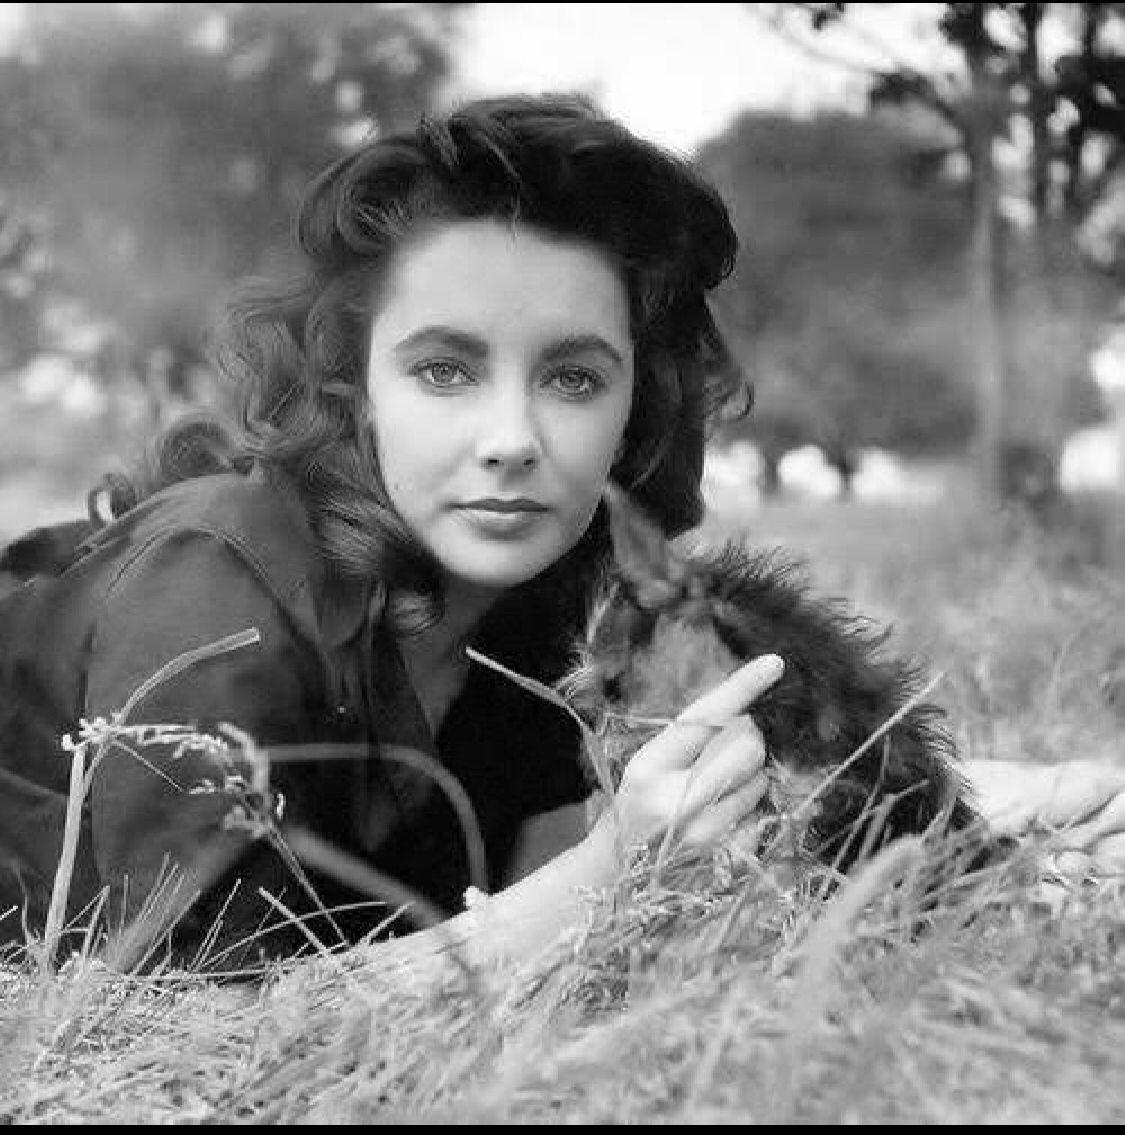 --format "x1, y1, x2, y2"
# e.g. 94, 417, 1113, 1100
459, 497, 549, 513
456, 498, 549, 539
